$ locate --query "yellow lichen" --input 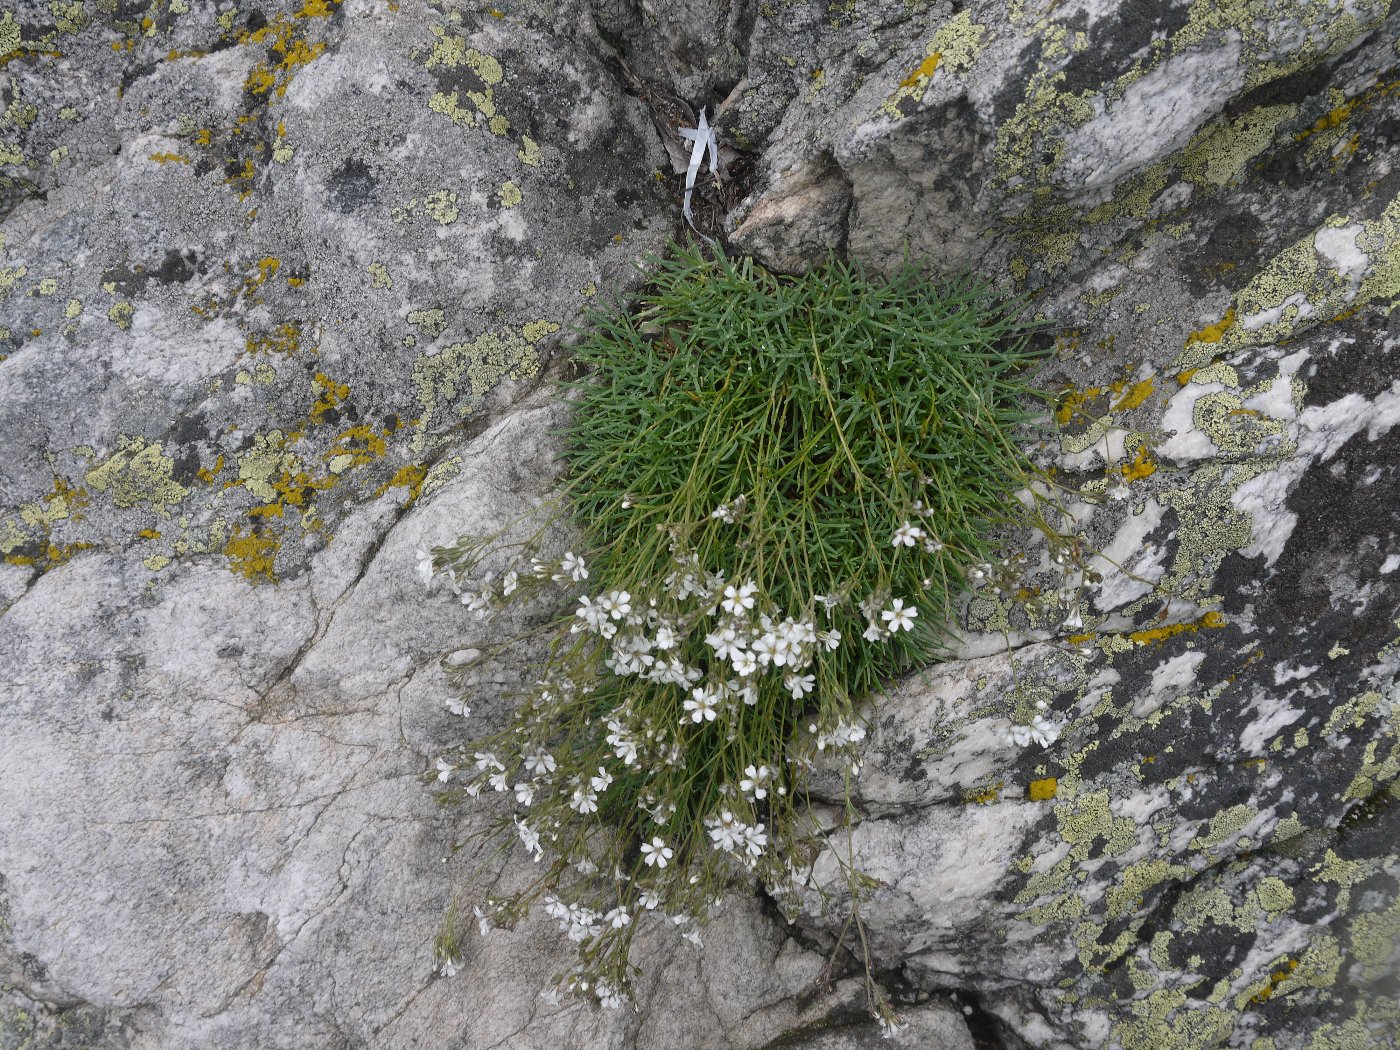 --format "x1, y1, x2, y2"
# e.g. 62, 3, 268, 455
223, 524, 279, 583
